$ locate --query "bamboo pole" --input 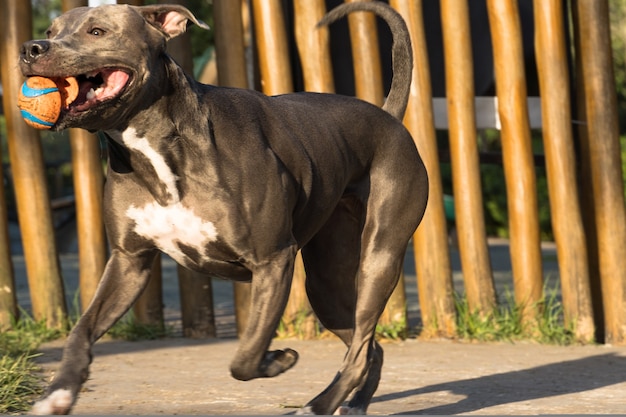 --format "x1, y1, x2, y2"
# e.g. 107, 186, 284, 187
0, 164, 16, 328
178, 265, 216, 337
154, 0, 215, 337
294, 0, 334, 93
0, 0, 67, 329
0, 154, 16, 327
572, 0, 626, 344
342, 0, 408, 333
251, 0, 293, 95
440, 0, 495, 316
214, 0, 248, 89
70, 129, 107, 312
533, 0, 594, 342
288, 0, 337, 339
486, 0, 543, 326
571, 2, 603, 342
251, 0, 320, 338
133, 255, 164, 328
345, 0, 384, 106
0, 34, 16, 327
214, 0, 251, 337
62, 0, 108, 314
390, 0, 456, 338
